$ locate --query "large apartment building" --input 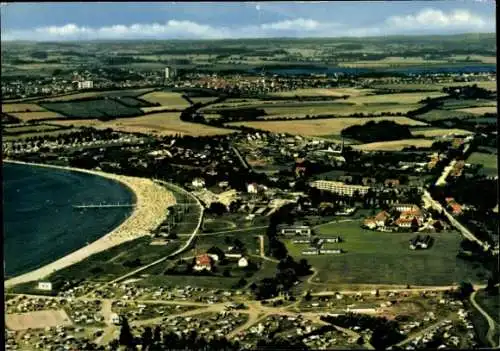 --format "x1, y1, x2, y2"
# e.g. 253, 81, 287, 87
309, 180, 370, 197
